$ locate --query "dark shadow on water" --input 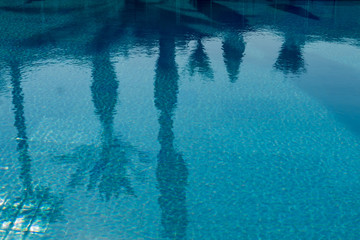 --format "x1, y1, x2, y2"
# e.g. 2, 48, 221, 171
155, 32, 188, 240
0, 5, 87, 15
193, 0, 249, 28
270, 3, 320, 20
25, 0, 45, 4
88, 18, 126, 54
21, 20, 86, 48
